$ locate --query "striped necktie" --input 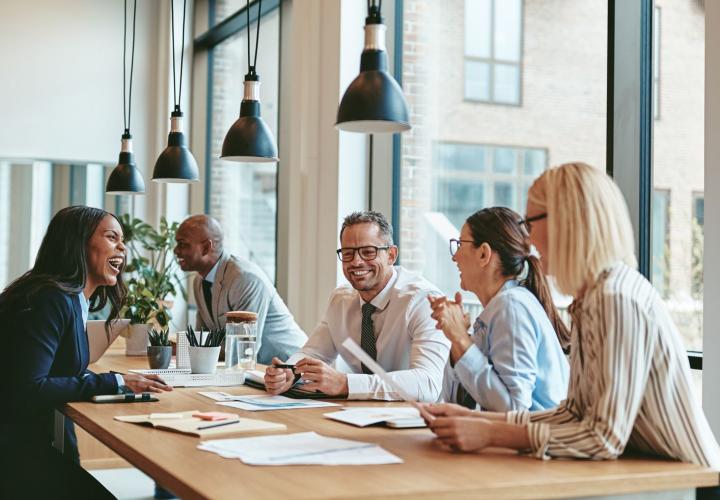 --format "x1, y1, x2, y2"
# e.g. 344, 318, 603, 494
360, 302, 377, 374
